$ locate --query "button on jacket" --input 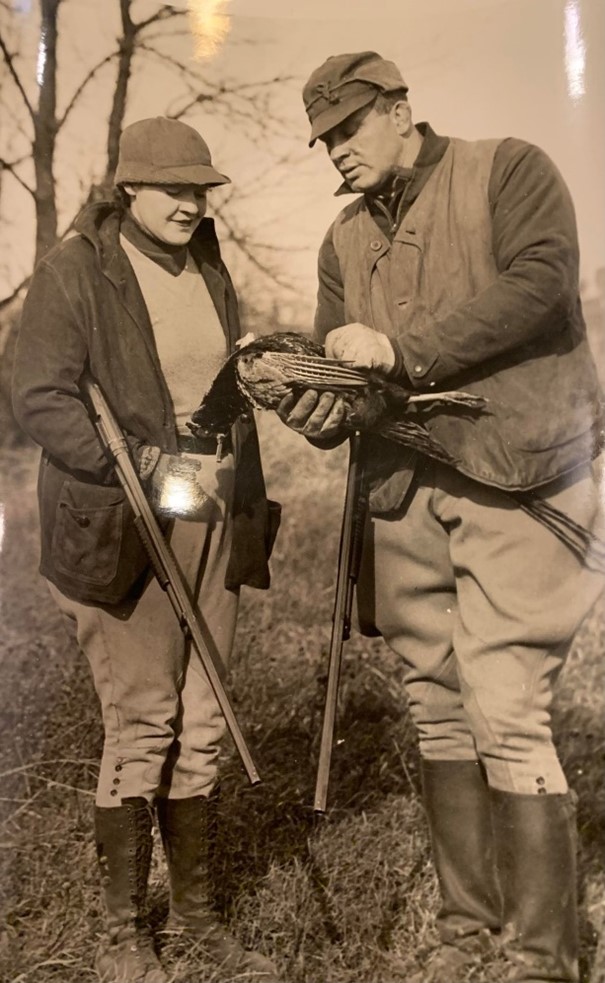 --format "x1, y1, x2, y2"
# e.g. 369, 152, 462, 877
314, 126, 603, 512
